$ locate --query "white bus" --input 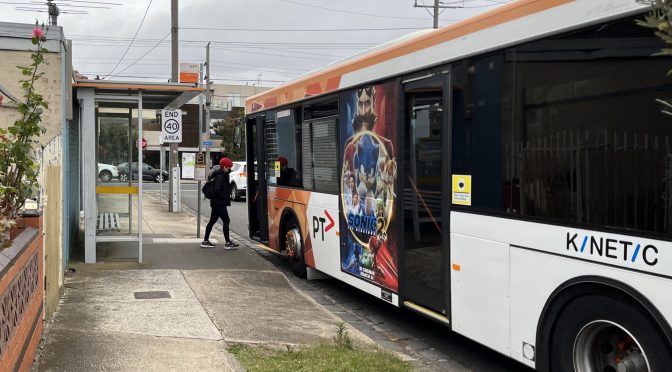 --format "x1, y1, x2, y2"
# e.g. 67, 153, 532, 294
245, 1, 672, 370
